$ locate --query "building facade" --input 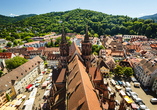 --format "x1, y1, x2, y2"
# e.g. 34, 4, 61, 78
152, 78, 157, 94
